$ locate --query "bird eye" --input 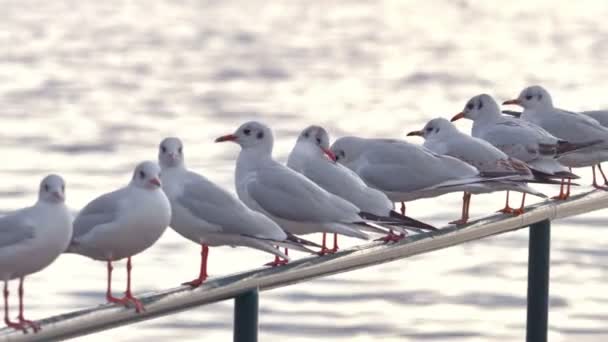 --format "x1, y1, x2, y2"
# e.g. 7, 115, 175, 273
243, 128, 251, 136
477, 101, 483, 110
178, 146, 183, 153
426, 127, 433, 132
44, 184, 49, 192
139, 170, 145, 179
161, 146, 166, 153
303, 132, 309, 138
466, 103, 474, 110
316, 137, 321, 144
525, 94, 533, 100
257, 132, 264, 139
537, 94, 543, 100
436, 128, 440, 133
